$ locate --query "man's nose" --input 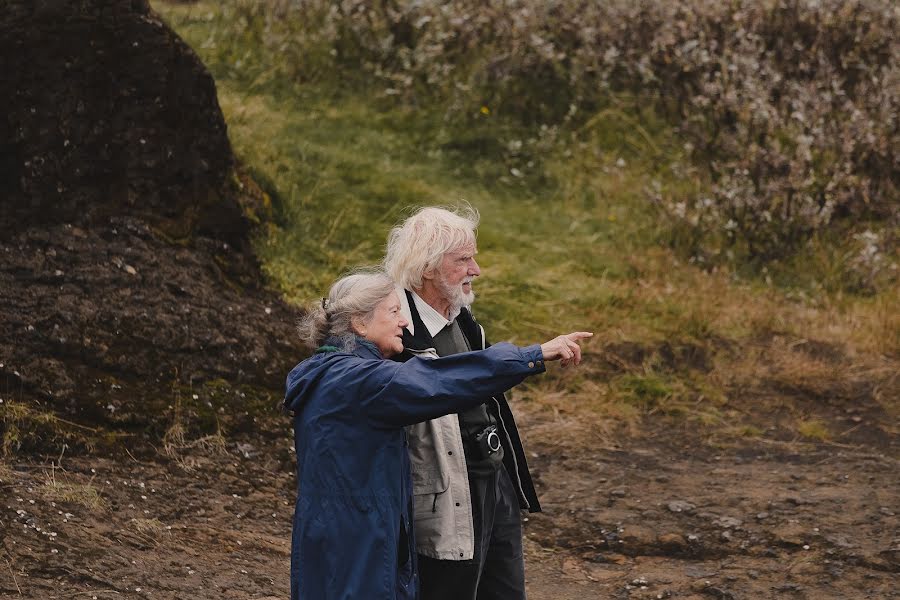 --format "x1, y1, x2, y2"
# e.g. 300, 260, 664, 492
469, 258, 481, 276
